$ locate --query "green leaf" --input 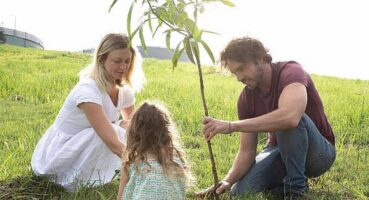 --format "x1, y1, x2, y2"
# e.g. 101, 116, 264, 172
152, 20, 163, 37
183, 18, 200, 37
200, 39, 215, 64
165, 30, 171, 49
139, 25, 146, 53
193, 29, 203, 41
183, 18, 194, 31
155, 7, 173, 25
108, 0, 118, 12
176, 48, 185, 69
174, 12, 188, 29
127, 26, 140, 49
203, 0, 218, 3
169, 1, 177, 16
221, 0, 235, 7
184, 37, 195, 64
172, 41, 183, 68
178, 1, 186, 10
148, 12, 153, 33
203, 30, 220, 35
203, 0, 235, 7
173, 13, 183, 28
127, 2, 135, 38
190, 40, 200, 63
131, 26, 140, 39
